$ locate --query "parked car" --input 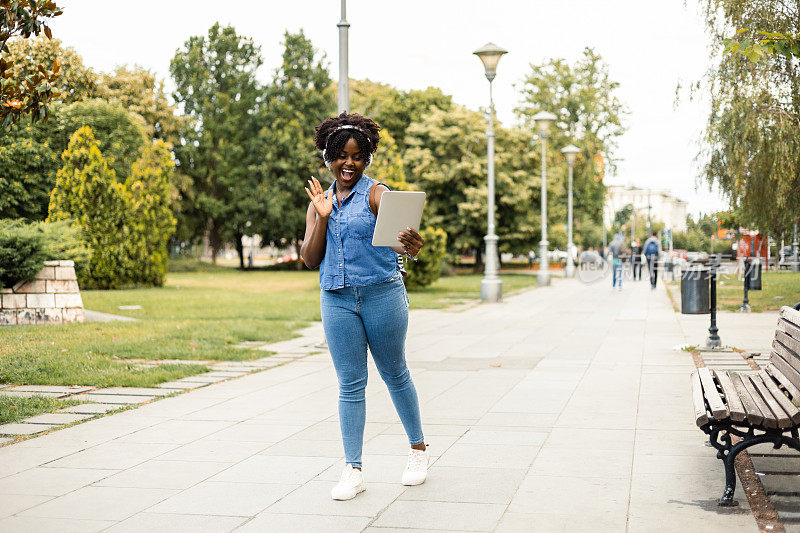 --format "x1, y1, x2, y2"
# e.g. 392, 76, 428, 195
779, 245, 798, 269
548, 249, 568, 262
